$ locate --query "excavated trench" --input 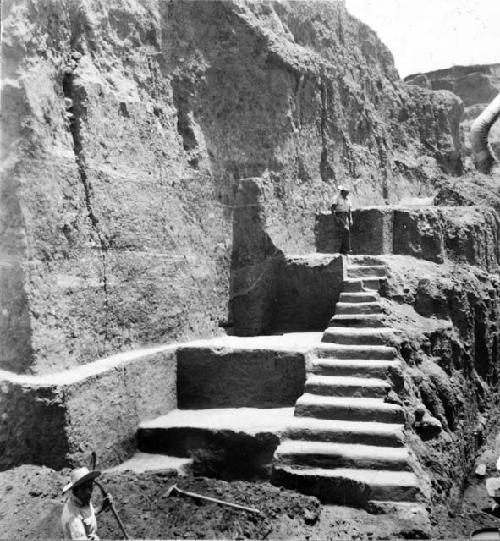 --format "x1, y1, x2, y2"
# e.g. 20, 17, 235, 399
2, 1, 500, 539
